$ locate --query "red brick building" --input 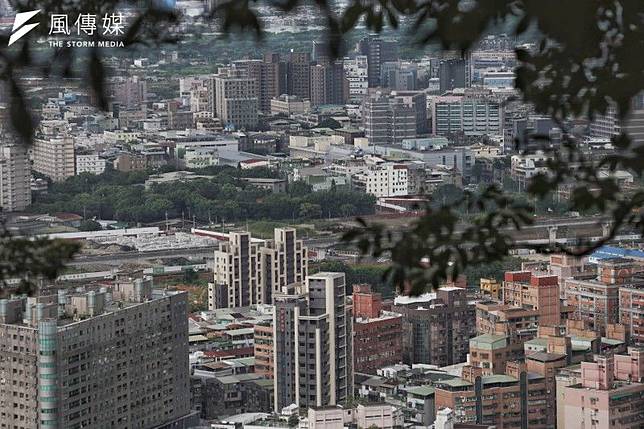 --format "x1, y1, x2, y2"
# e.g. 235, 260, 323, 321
352, 285, 403, 374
